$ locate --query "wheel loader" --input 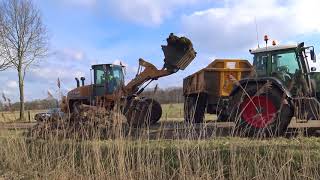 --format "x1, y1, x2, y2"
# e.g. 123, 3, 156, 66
60, 33, 196, 127
183, 37, 320, 137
